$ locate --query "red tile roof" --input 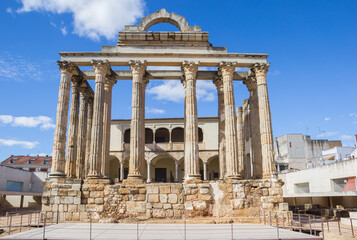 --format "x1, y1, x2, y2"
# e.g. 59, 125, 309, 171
1, 155, 52, 166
